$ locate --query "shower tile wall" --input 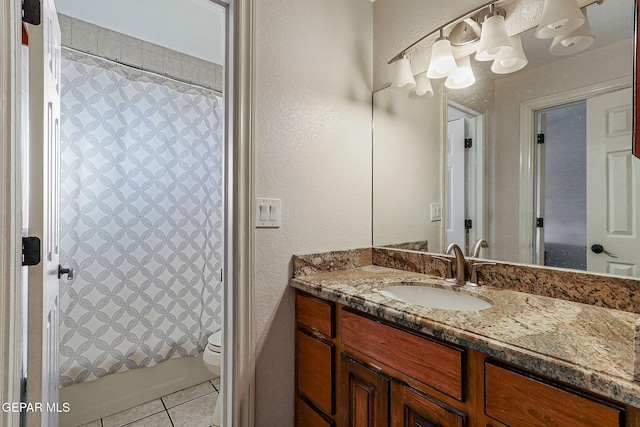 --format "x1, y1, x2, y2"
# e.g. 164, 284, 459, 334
58, 14, 224, 92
